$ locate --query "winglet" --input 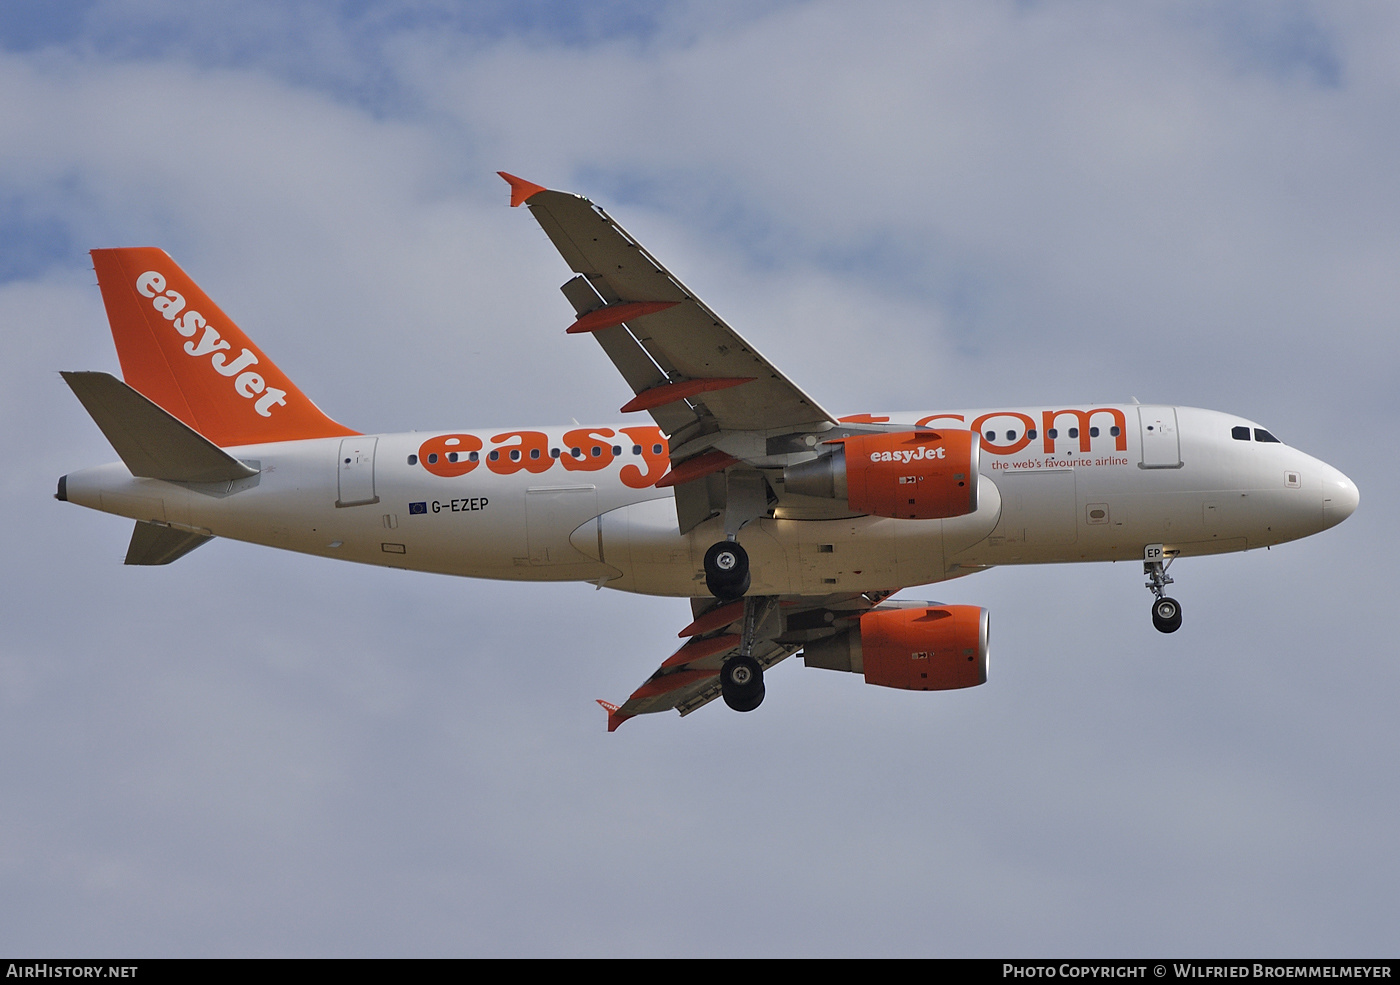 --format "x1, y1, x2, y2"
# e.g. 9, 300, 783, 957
498, 172, 547, 207
596, 699, 633, 733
